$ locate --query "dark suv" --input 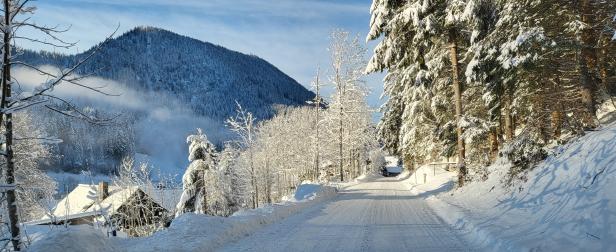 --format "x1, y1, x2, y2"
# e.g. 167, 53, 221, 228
381, 166, 402, 177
